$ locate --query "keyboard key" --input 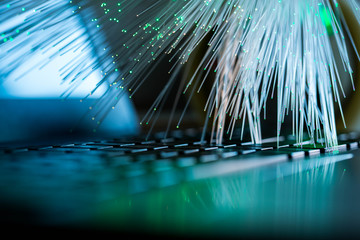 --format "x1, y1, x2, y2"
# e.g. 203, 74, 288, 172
159, 138, 175, 143
201, 146, 219, 151
220, 151, 239, 159
348, 132, 360, 140
347, 142, 358, 150
289, 151, 305, 159
173, 143, 189, 148
336, 144, 348, 152
239, 149, 256, 155
306, 149, 320, 156
159, 151, 179, 159
170, 130, 184, 139
124, 164, 147, 178
180, 149, 200, 155
193, 140, 207, 145
176, 157, 197, 168
199, 154, 219, 163
261, 147, 274, 151
128, 148, 148, 154
218, 144, 237, 148
155, 170, 180, 188
151, 160, 173, 172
